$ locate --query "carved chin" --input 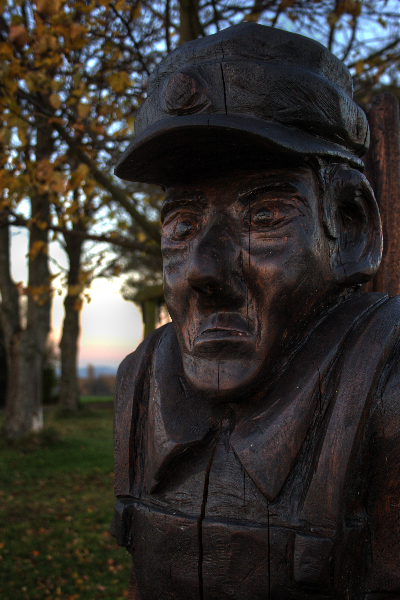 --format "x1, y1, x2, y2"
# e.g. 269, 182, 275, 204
182, 354, 263, 402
